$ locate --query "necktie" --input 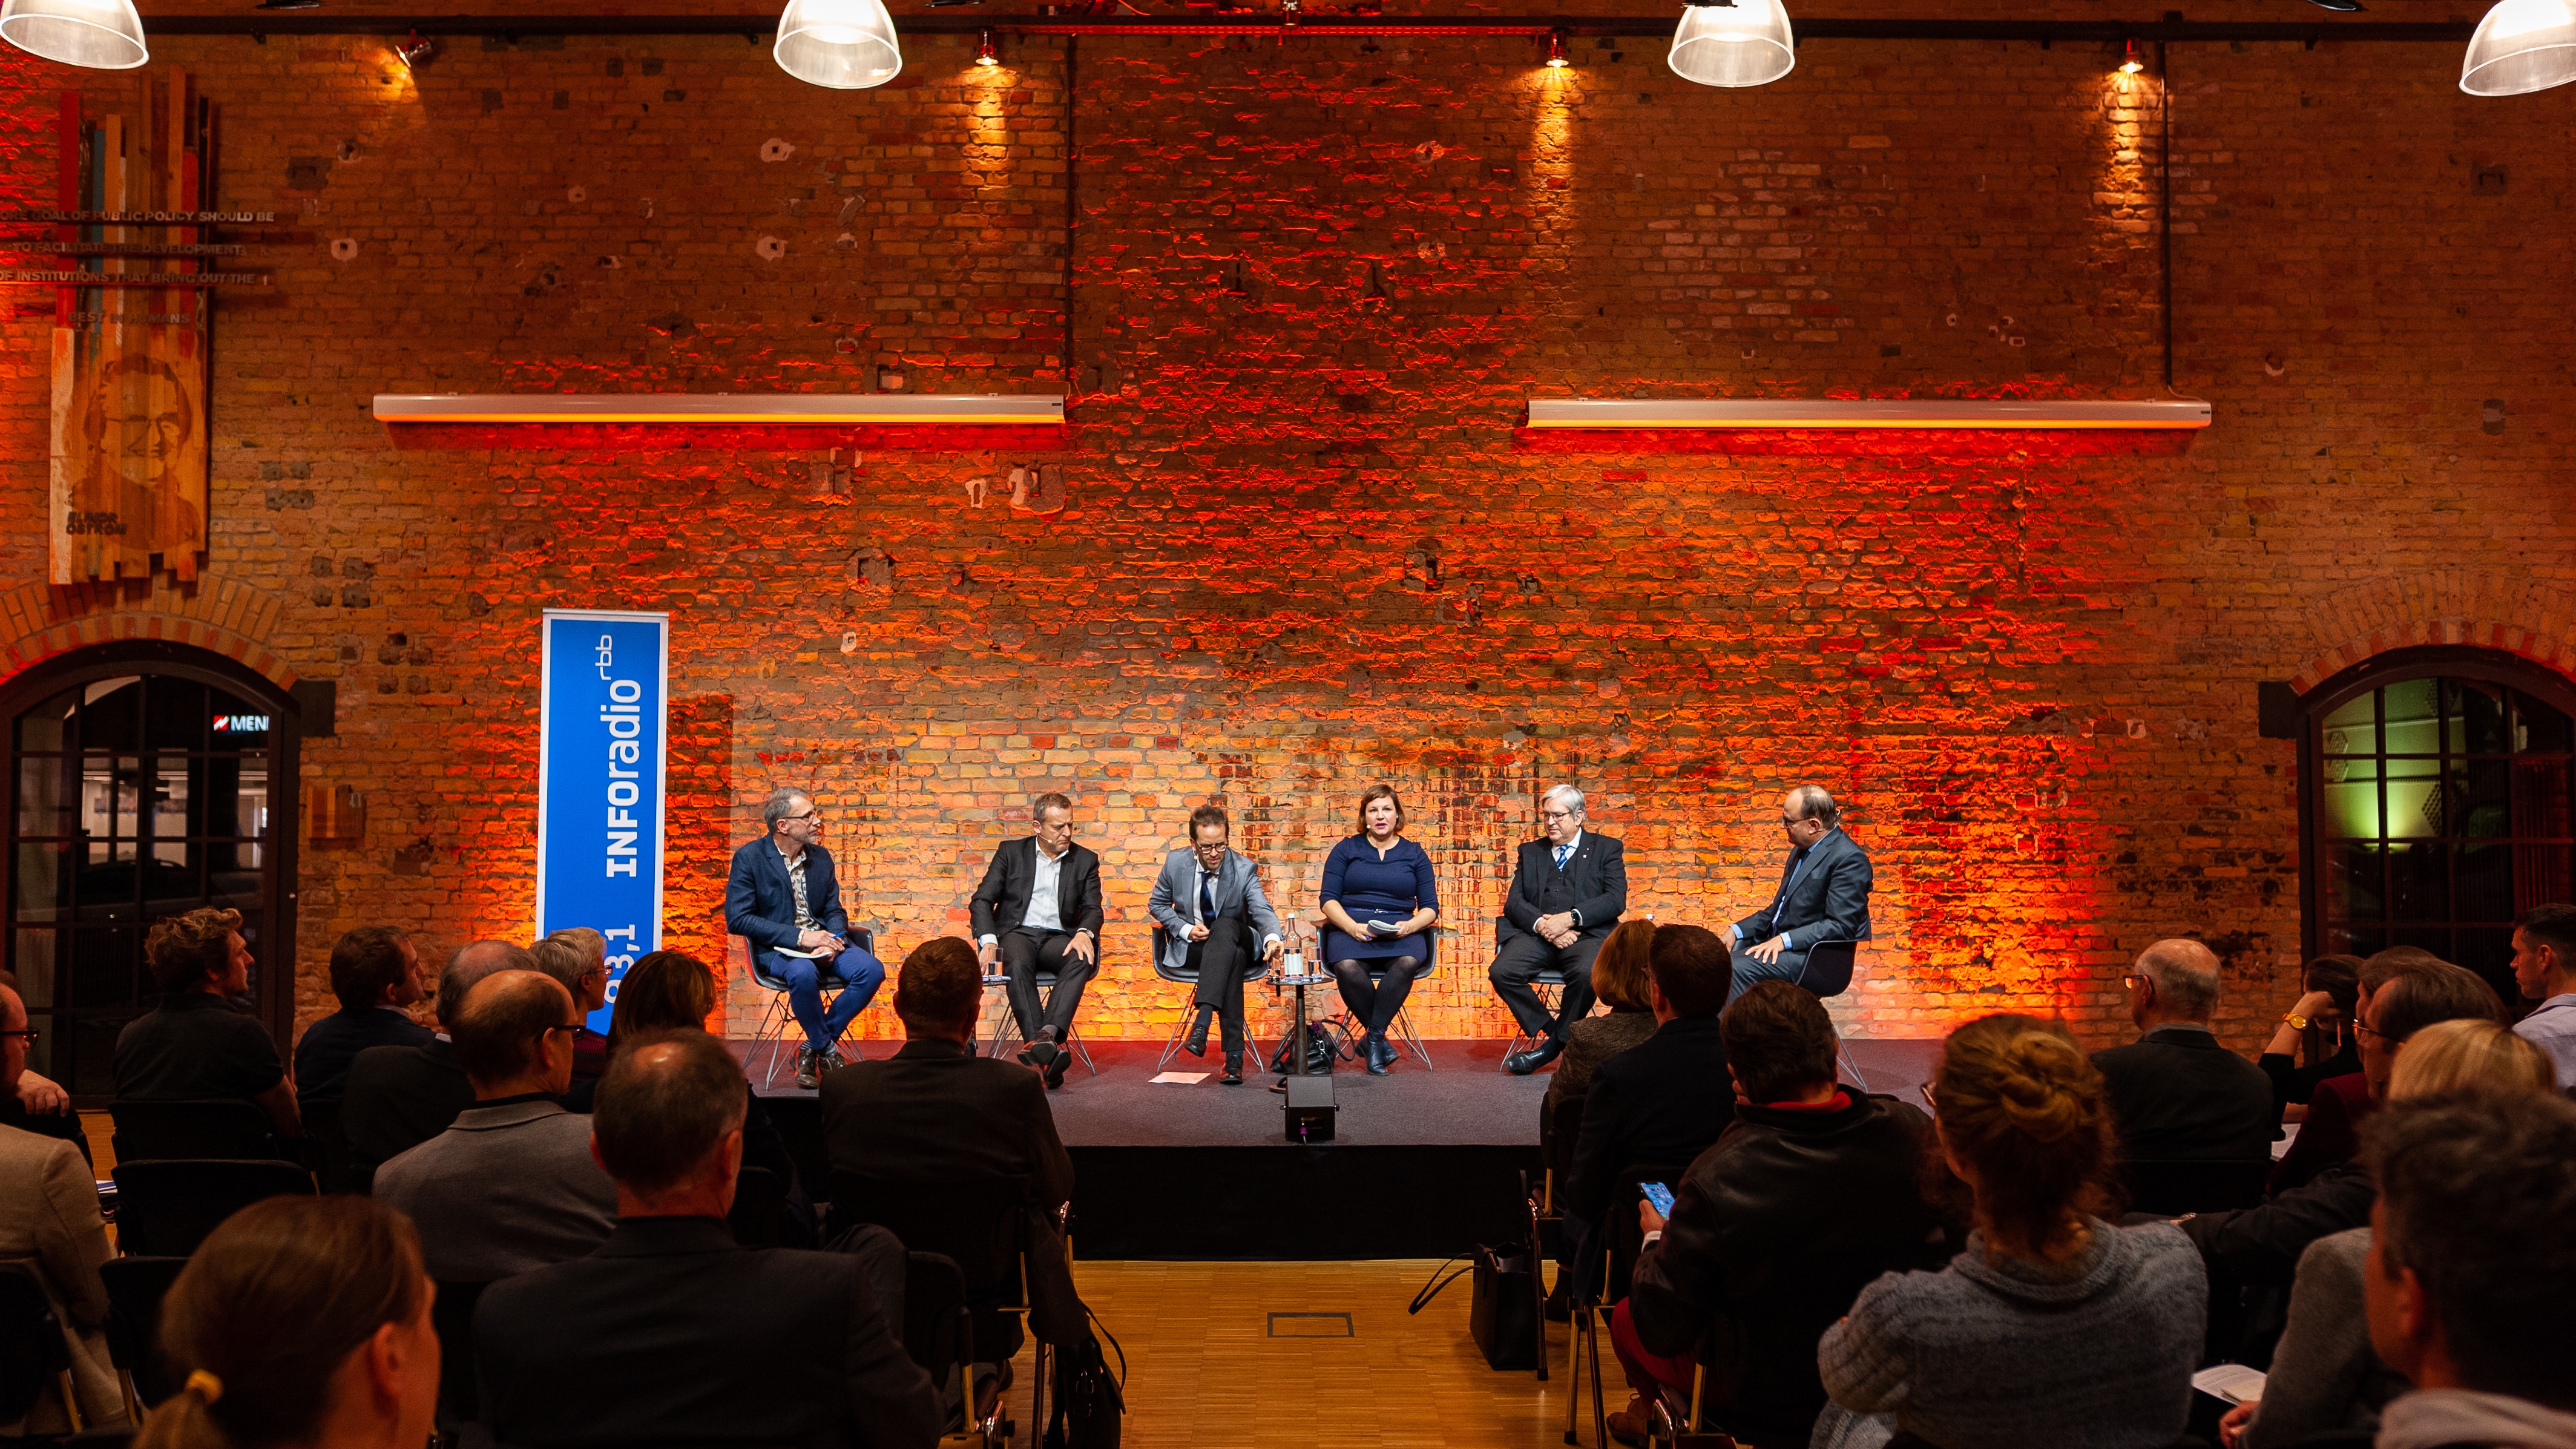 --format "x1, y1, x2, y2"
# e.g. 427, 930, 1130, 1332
1200, 870, 1217, 921
1554, 843, 1571, 871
